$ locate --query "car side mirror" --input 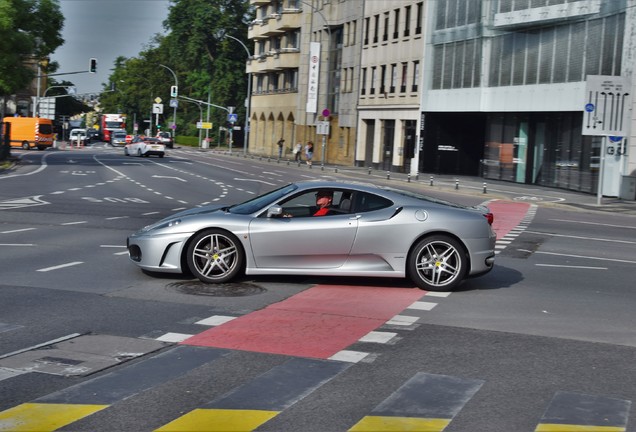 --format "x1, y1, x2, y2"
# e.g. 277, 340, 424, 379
267, 205, 283, 218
